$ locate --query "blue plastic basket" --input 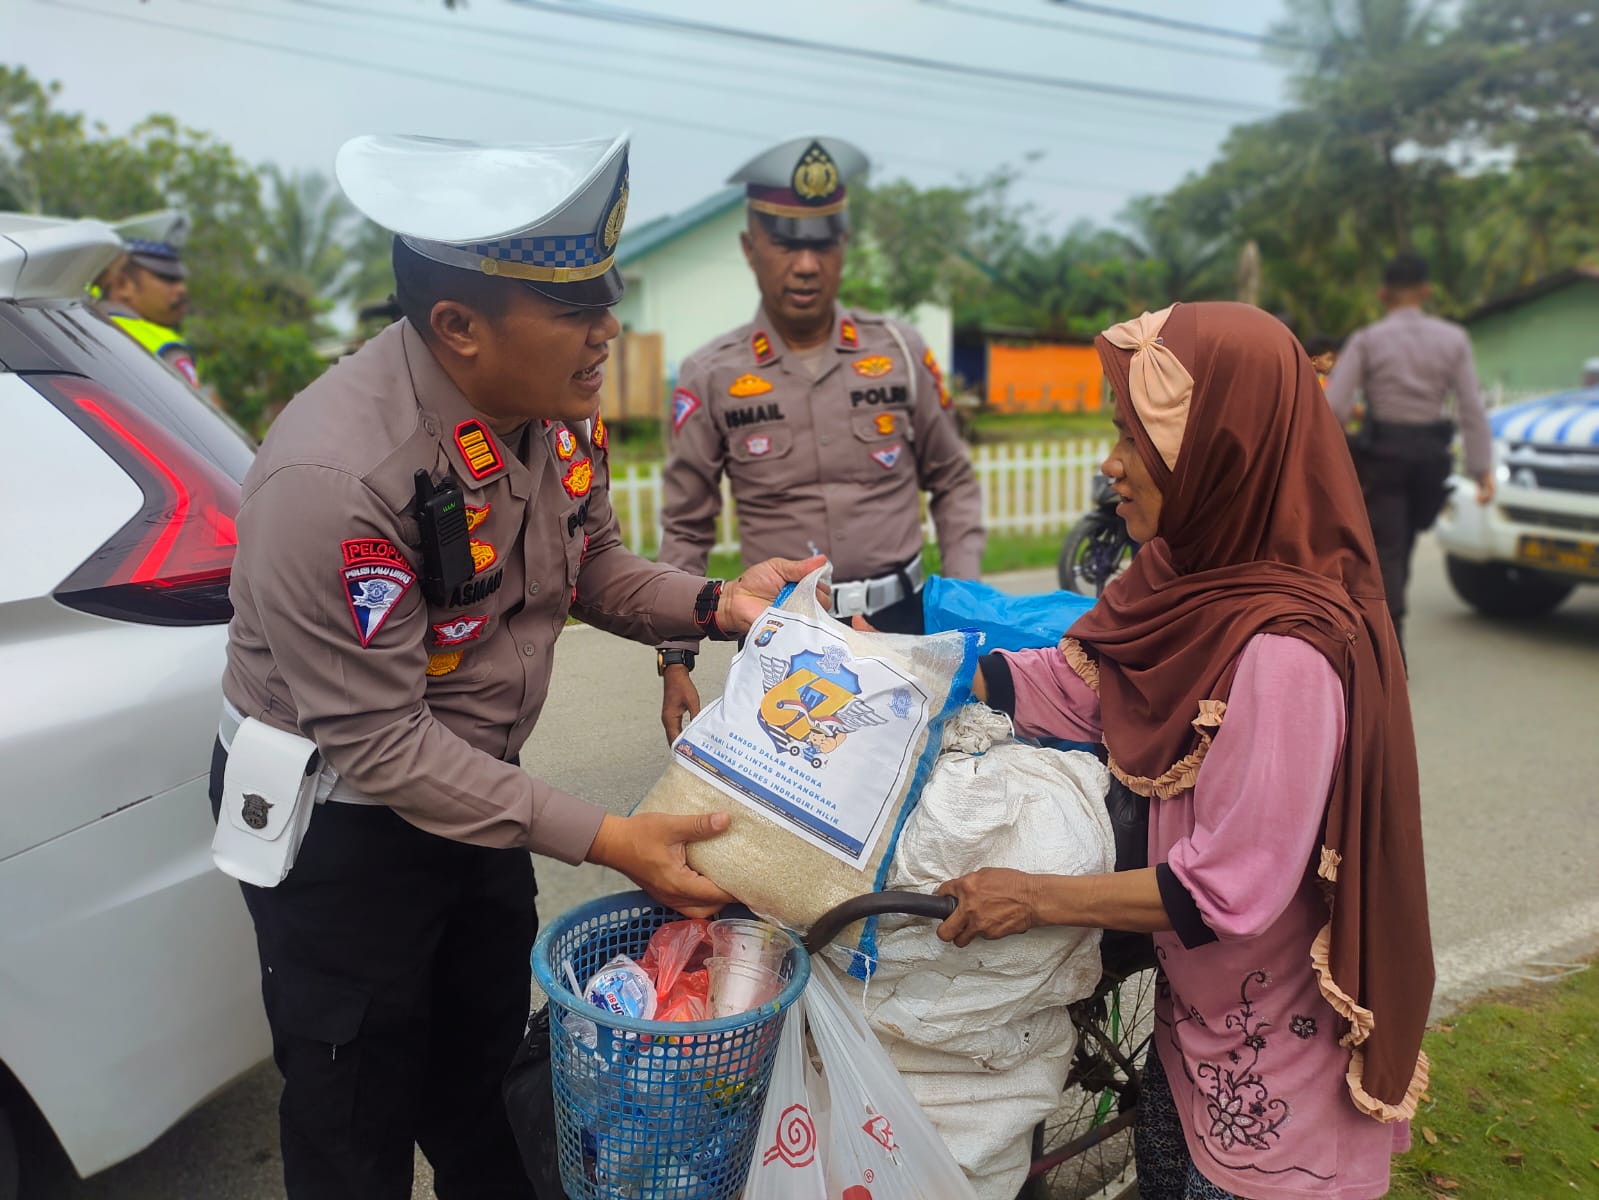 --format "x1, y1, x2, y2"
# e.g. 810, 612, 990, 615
532, 892, 810, 1200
